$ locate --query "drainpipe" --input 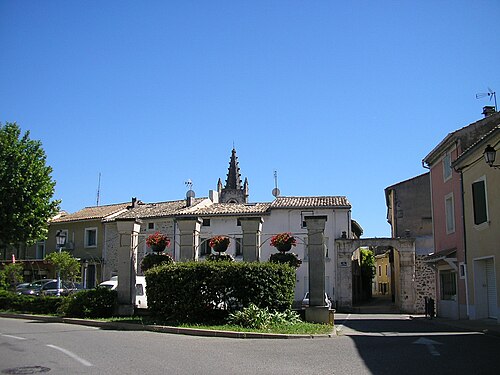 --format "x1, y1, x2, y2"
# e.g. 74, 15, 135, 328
459, 167, 470, 318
